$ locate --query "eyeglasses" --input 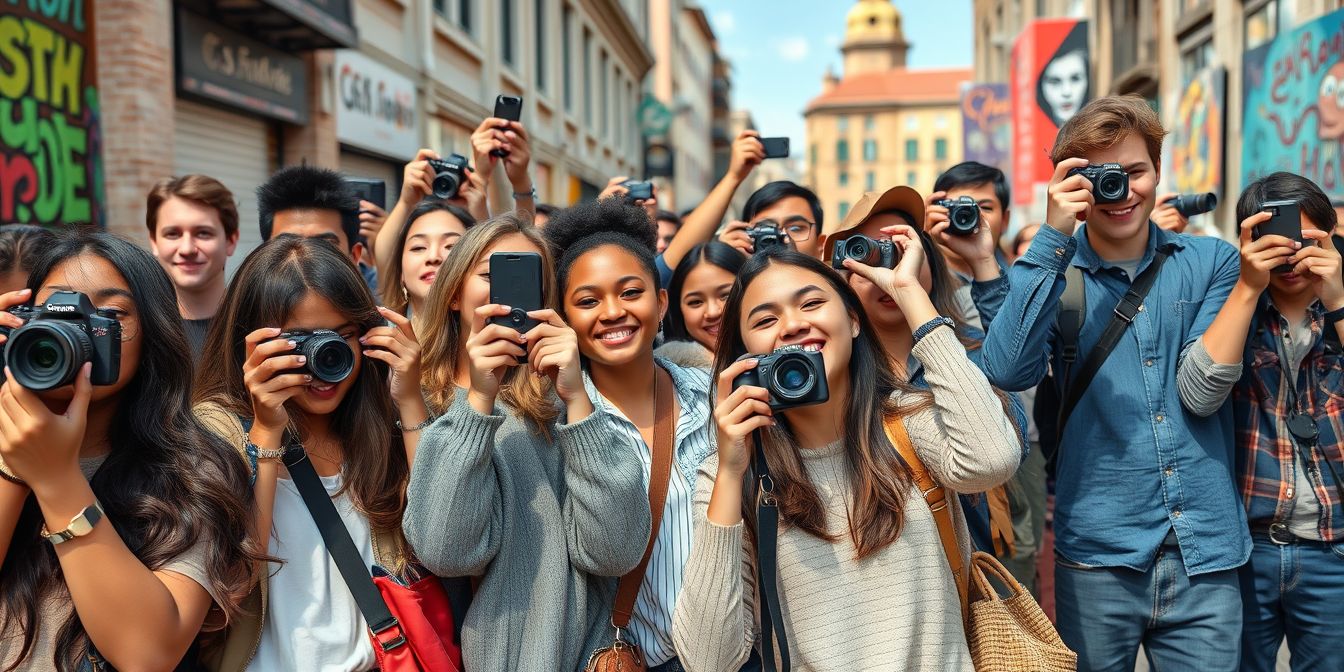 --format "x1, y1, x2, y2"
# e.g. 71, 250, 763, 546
754, 218, 815, 244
